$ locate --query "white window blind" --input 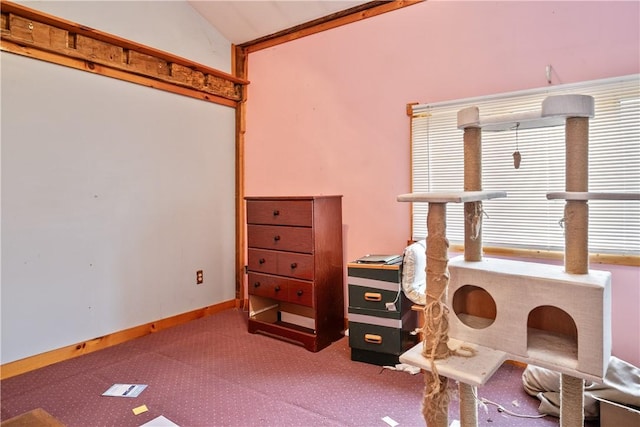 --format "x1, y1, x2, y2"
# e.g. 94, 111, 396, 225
410, 74, 640, 255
